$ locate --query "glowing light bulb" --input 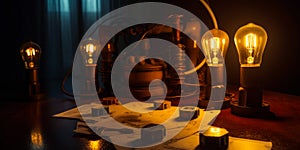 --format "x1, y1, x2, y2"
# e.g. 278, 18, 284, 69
20, 41, 44, 98
201, 29, 229, 66
80, 37, 100, 65
245, 33, 257, 64
86, 43, 95, 57
230, 23, 271, 118
234, 23, 268, 67
20, 41, 41, 69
